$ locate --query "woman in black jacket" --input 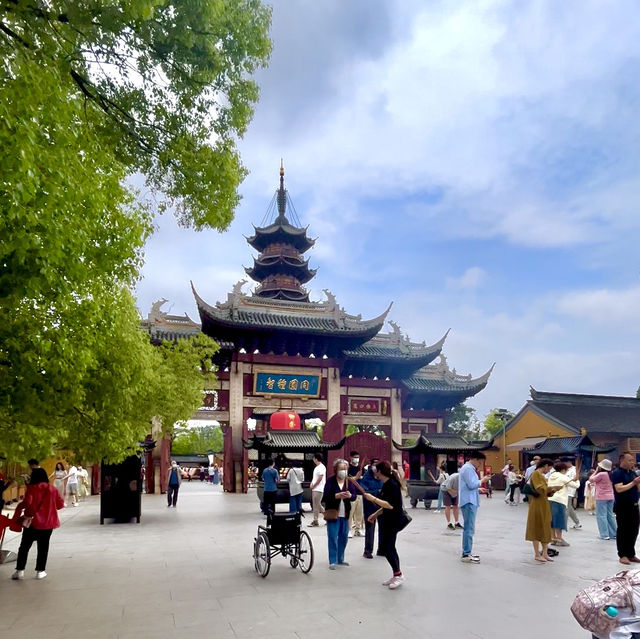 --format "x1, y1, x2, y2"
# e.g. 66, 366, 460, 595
322, 458, 356, 570
364, 460, 405, 589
